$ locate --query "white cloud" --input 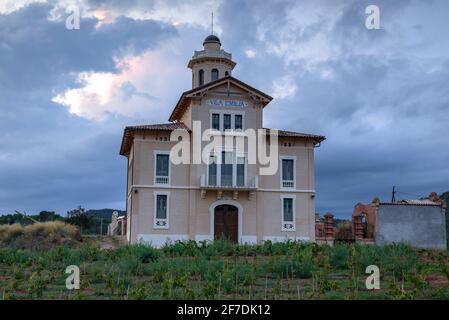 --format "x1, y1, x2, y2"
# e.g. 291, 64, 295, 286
271, 75, 297, 100
319, 67, 334, 80
0, 0, 46, 14
137, 0, 220, 30
53, 49, 186, 121
245, 49, 256, 58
